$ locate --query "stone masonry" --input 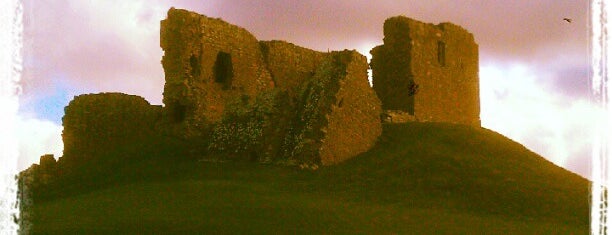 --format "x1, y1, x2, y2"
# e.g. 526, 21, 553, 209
314, 51, 382, 165
371, 16, 480, 126
282, 50, 382, 165
21, 8, 484, 205
61, 93, 162, 166
259, 40, 327, 101
162, 8, 383, 166
160, 8, 275, 139
29, 9, 481, 175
